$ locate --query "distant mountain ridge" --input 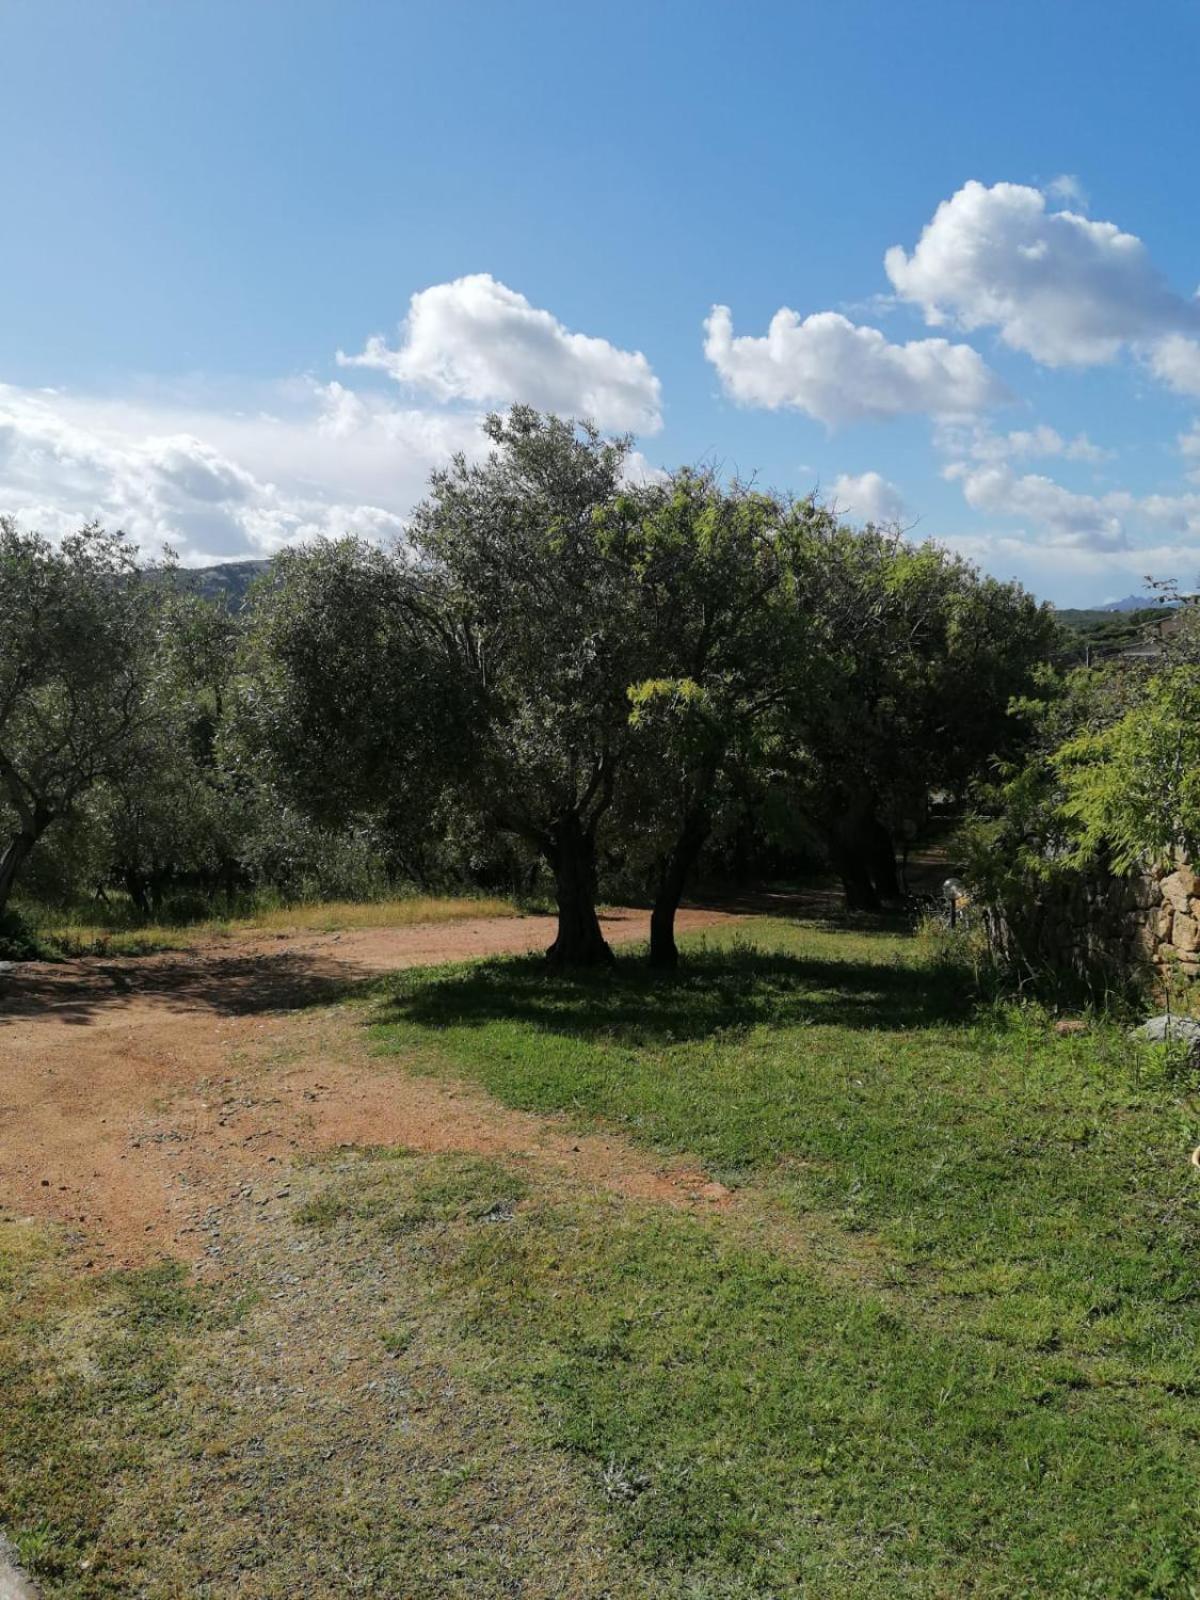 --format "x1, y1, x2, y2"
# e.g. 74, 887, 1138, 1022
174, 566, 1172, 627
1097, 594, 1163, 613
172, 558, 272, 607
